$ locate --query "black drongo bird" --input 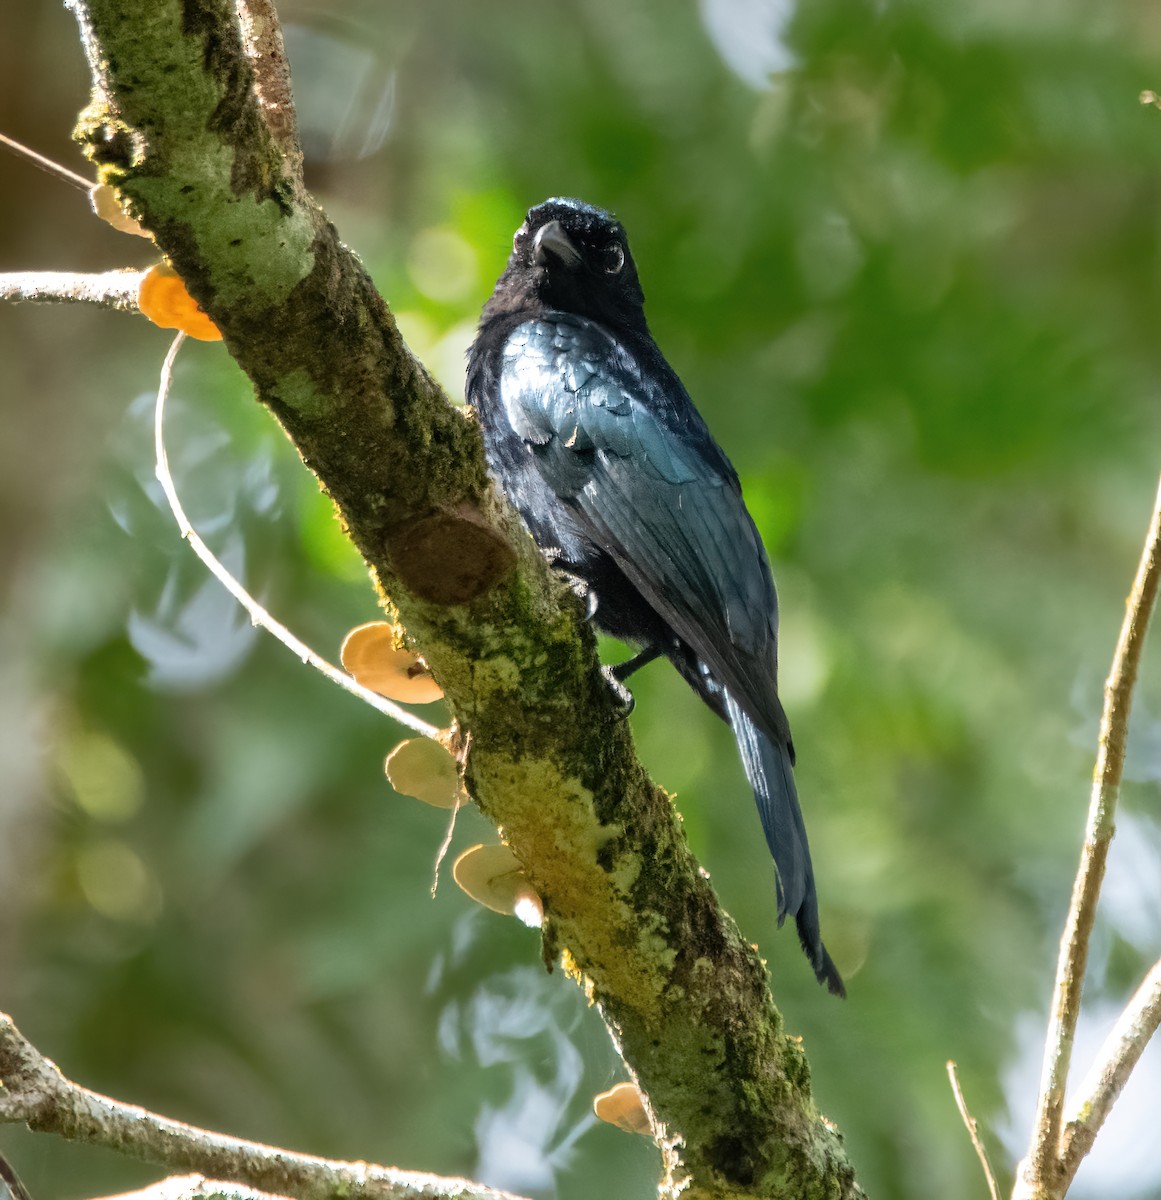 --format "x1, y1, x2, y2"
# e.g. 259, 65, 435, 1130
467, 197, 844, 996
